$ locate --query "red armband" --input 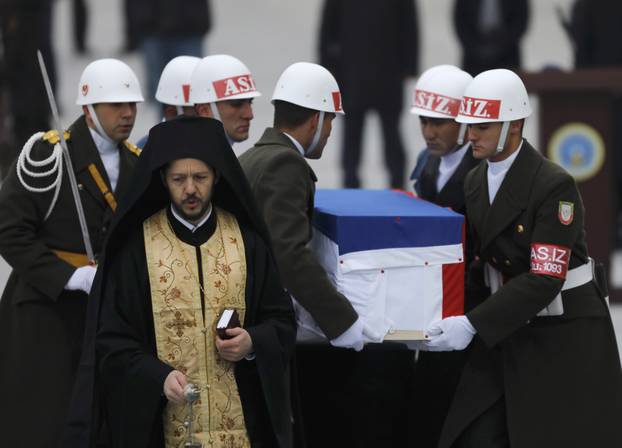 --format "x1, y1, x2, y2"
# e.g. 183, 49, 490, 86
530, 243, 571, 279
